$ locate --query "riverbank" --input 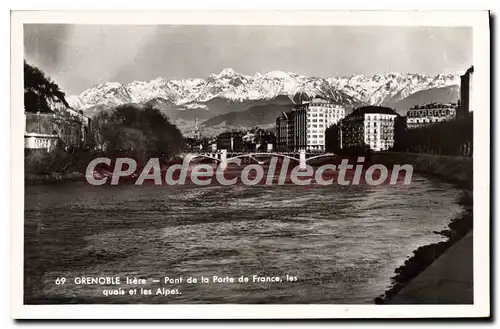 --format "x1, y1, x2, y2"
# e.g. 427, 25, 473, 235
25, 171, 85, 185
370, 152, 473, 189
386, 231, 473, 304
371, 152, 473, 304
